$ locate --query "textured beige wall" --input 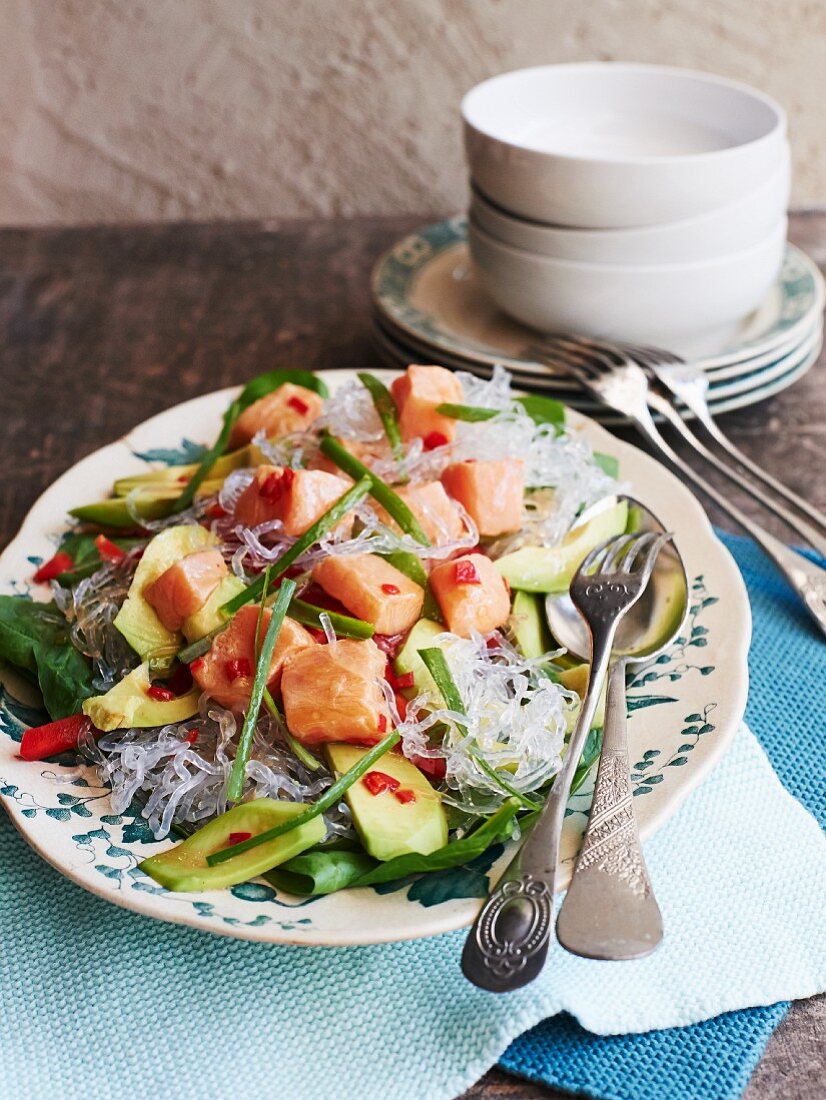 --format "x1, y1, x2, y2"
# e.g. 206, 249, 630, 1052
1, 0, 824, 226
